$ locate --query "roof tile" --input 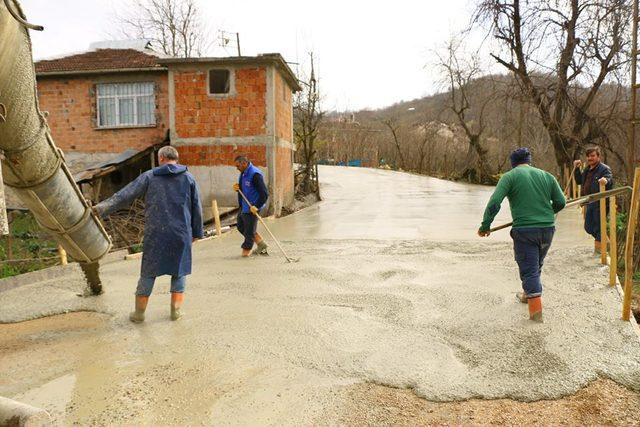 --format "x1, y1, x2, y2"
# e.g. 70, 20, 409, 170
35, 49, 163, 74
